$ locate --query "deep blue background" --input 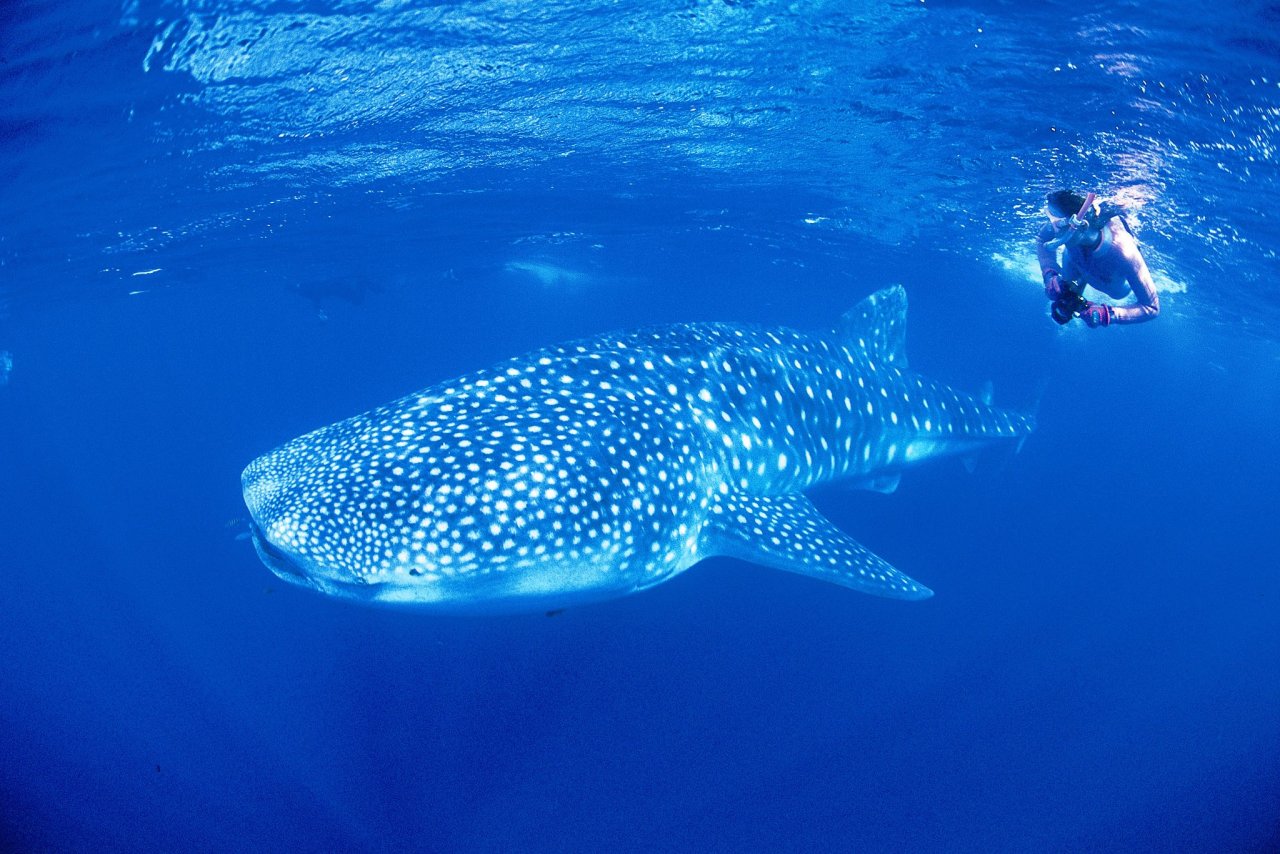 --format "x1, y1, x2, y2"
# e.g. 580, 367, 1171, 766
2, 1, 1279, 851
